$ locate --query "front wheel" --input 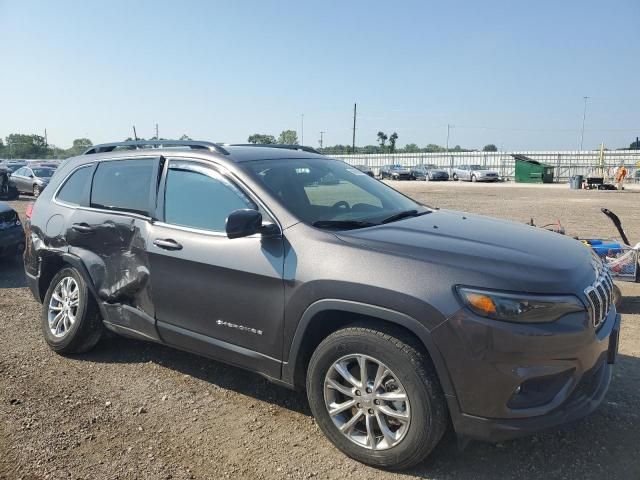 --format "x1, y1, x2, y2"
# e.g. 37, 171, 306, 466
452, 174, 458, 181
471, 175, 477, 183
307, 325, 448, 469
33, 184, 41, 197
